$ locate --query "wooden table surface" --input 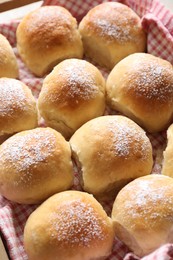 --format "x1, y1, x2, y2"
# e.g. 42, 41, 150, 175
0, 235, 9, 260
0, 0, 41, 12
0, 1, 43, 22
